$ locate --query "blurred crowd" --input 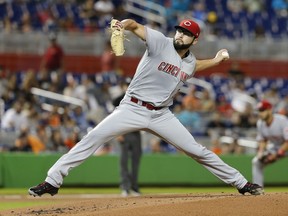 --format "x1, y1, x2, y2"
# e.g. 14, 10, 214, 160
0, 0, 287, 156
0, 0, 287, 38
0, 36, 287, 156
